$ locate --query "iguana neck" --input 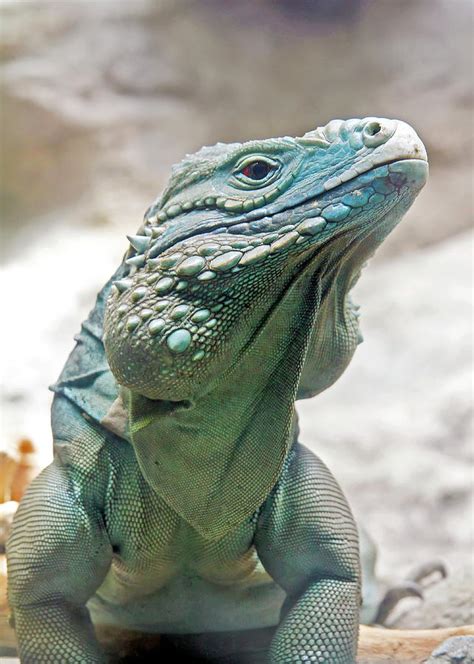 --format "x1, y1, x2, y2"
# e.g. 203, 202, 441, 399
126, 254, 324, 540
